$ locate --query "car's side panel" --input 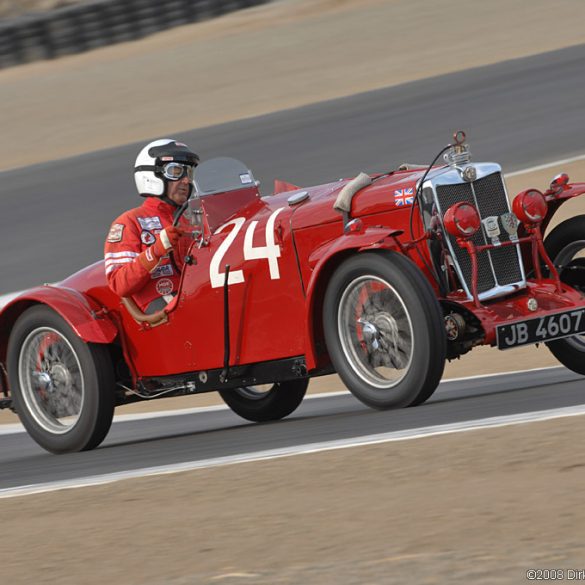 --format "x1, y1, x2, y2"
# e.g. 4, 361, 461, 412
117, 198, 308, 377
